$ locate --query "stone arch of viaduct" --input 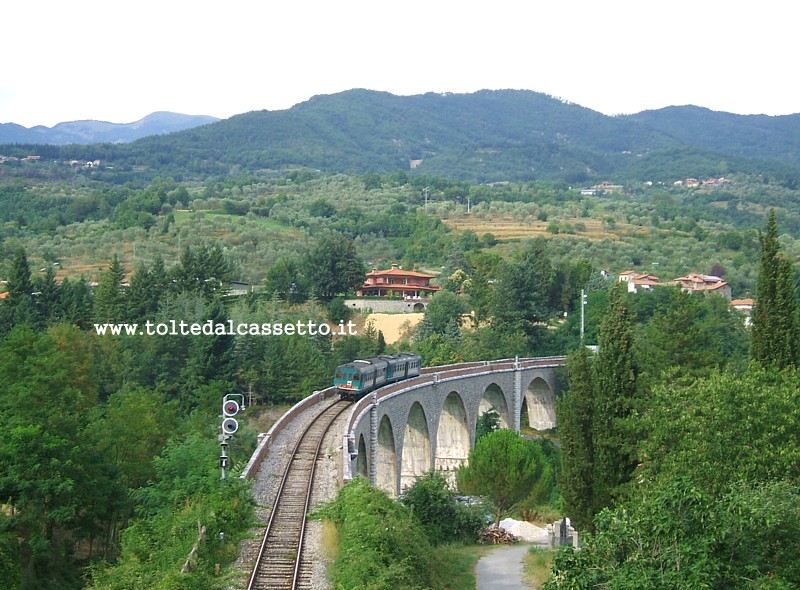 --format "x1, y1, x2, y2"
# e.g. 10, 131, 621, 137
343, 357, 565, 497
